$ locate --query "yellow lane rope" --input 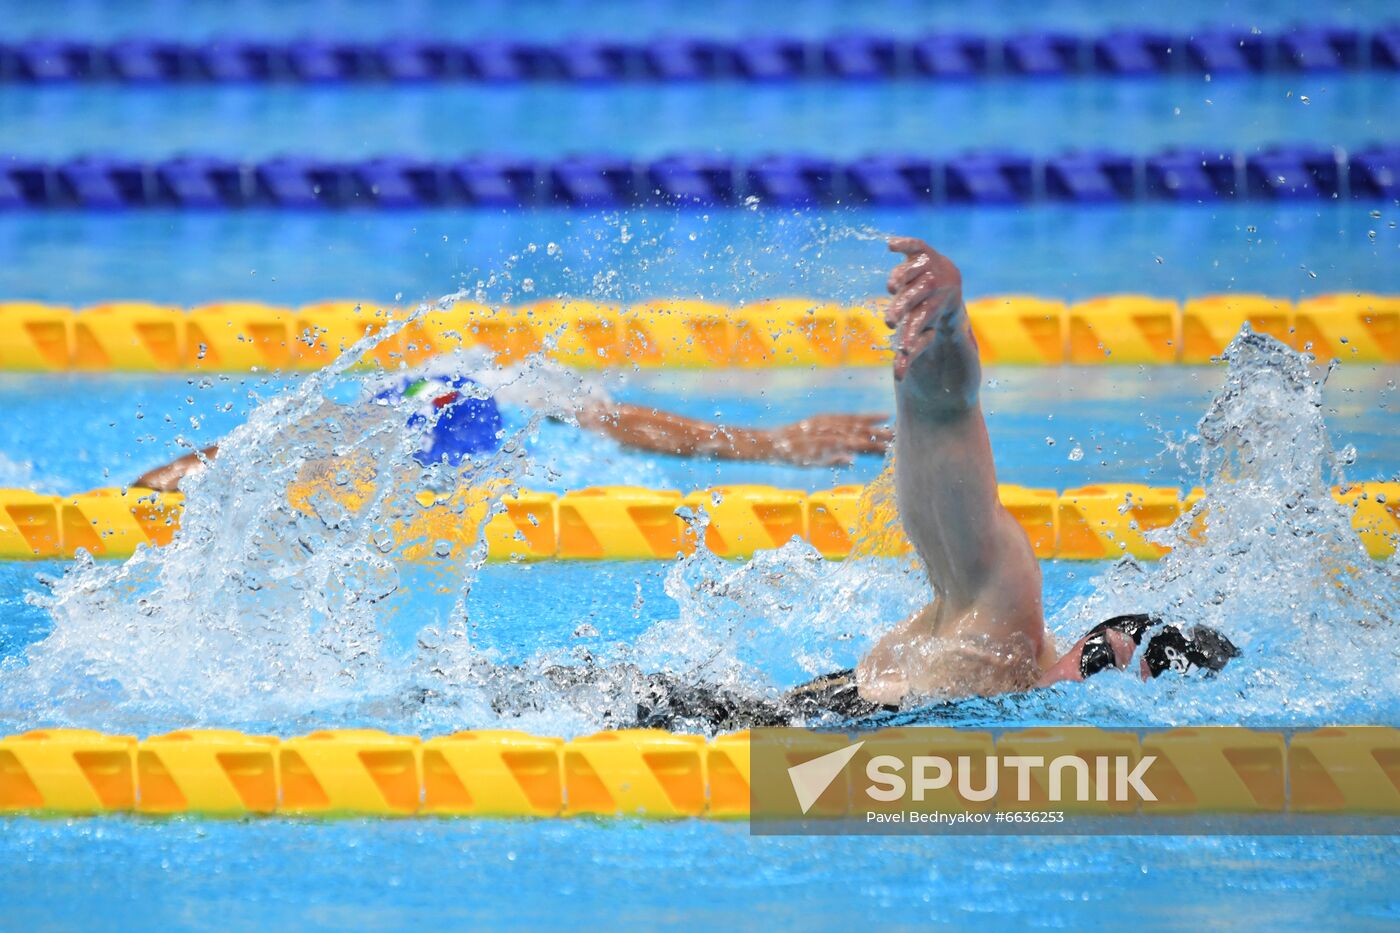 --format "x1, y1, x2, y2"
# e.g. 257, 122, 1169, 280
0, 293, 1395, 371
